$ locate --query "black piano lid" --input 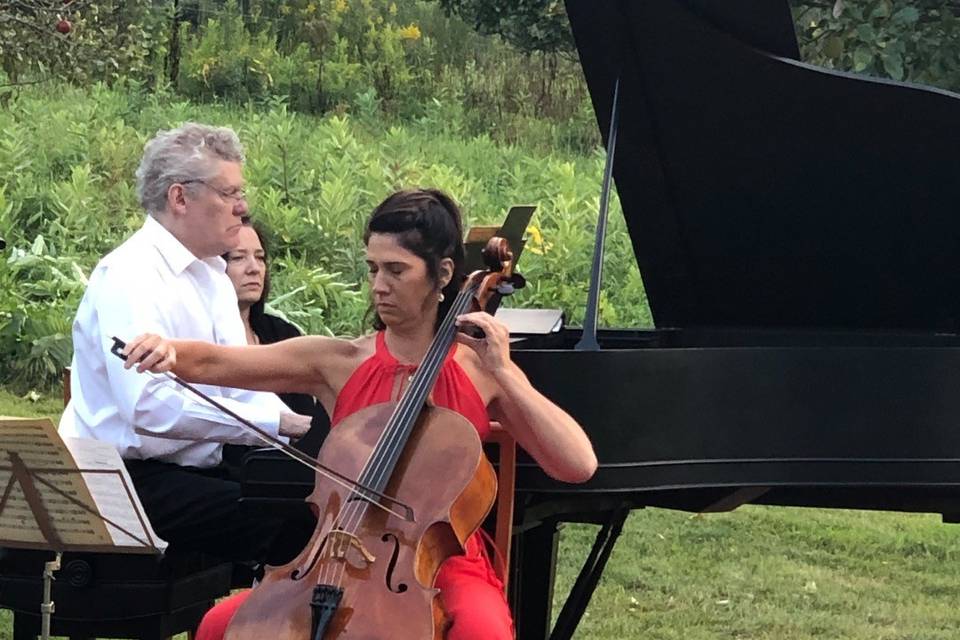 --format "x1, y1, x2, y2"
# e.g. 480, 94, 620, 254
565, 0, 960, 333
